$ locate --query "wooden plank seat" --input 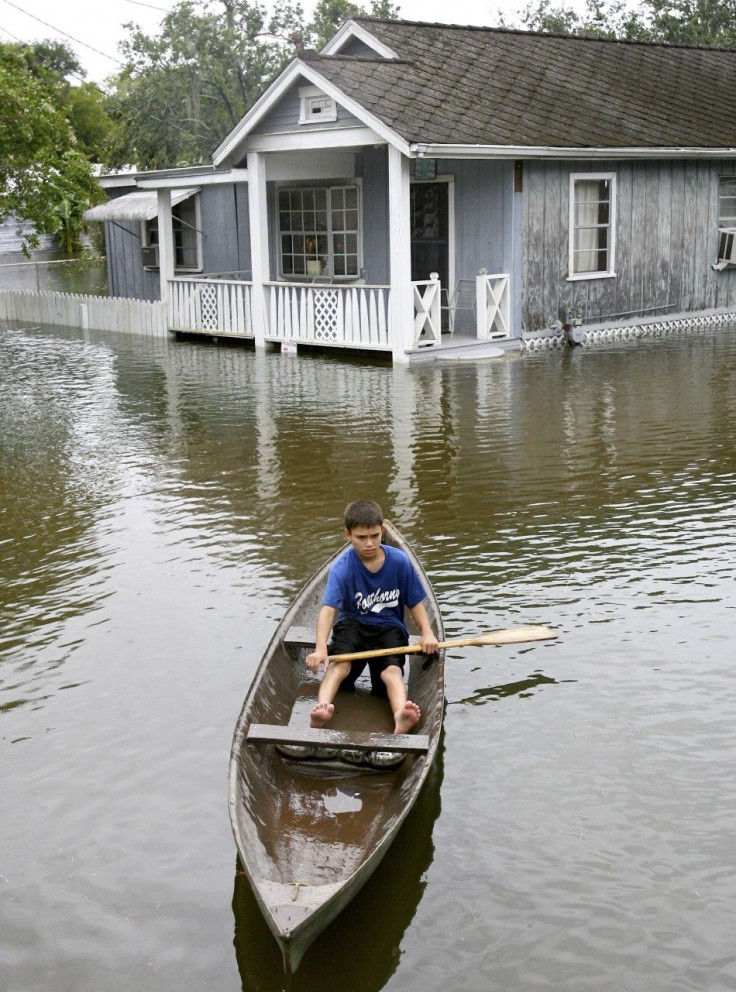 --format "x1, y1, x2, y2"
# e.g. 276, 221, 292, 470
247, 723, 429, 753
282, 625, 318, 648
283, 625, 422, 650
